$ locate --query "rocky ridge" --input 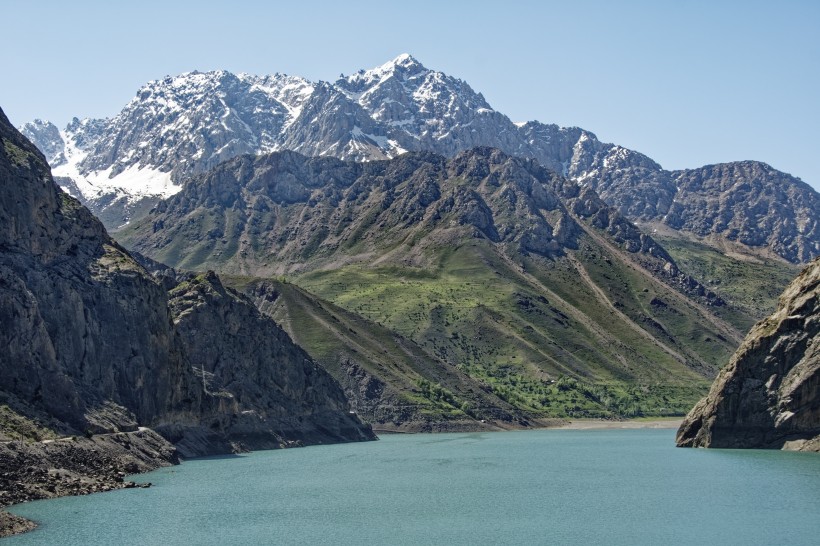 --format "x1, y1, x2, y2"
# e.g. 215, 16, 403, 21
121, 147, 719, 307
676, 257, 820, 451
19, 55, 819, 264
